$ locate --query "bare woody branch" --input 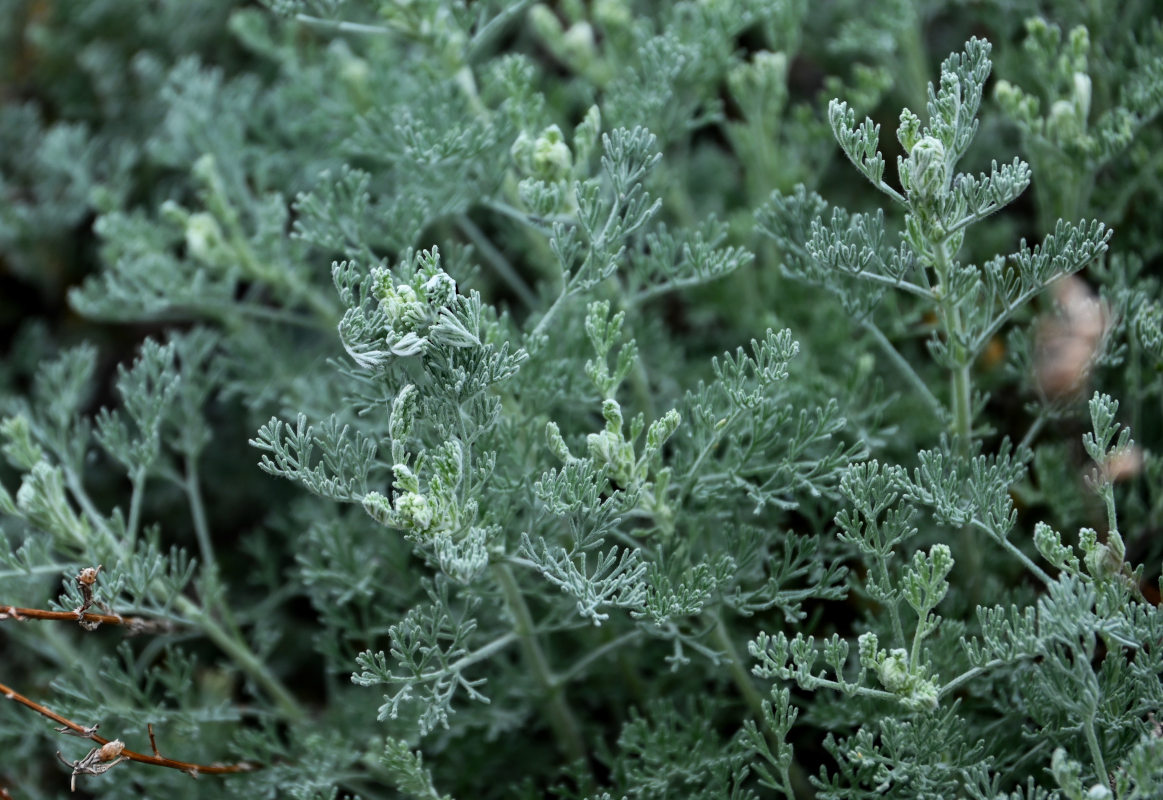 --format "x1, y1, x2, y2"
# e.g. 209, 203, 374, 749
0, 605, 176, 635
1, 567, 177, 634
0, 680, 258, 789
